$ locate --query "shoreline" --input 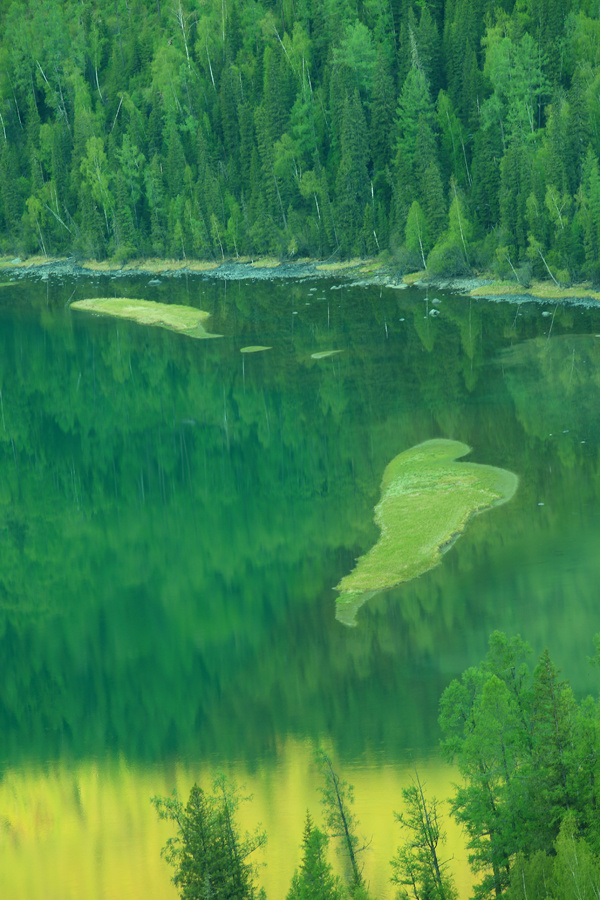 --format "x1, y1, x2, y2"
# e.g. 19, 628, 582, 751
2, 255, 600, 304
